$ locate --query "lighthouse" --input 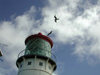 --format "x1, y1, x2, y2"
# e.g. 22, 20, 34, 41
16, 33, 57, 75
